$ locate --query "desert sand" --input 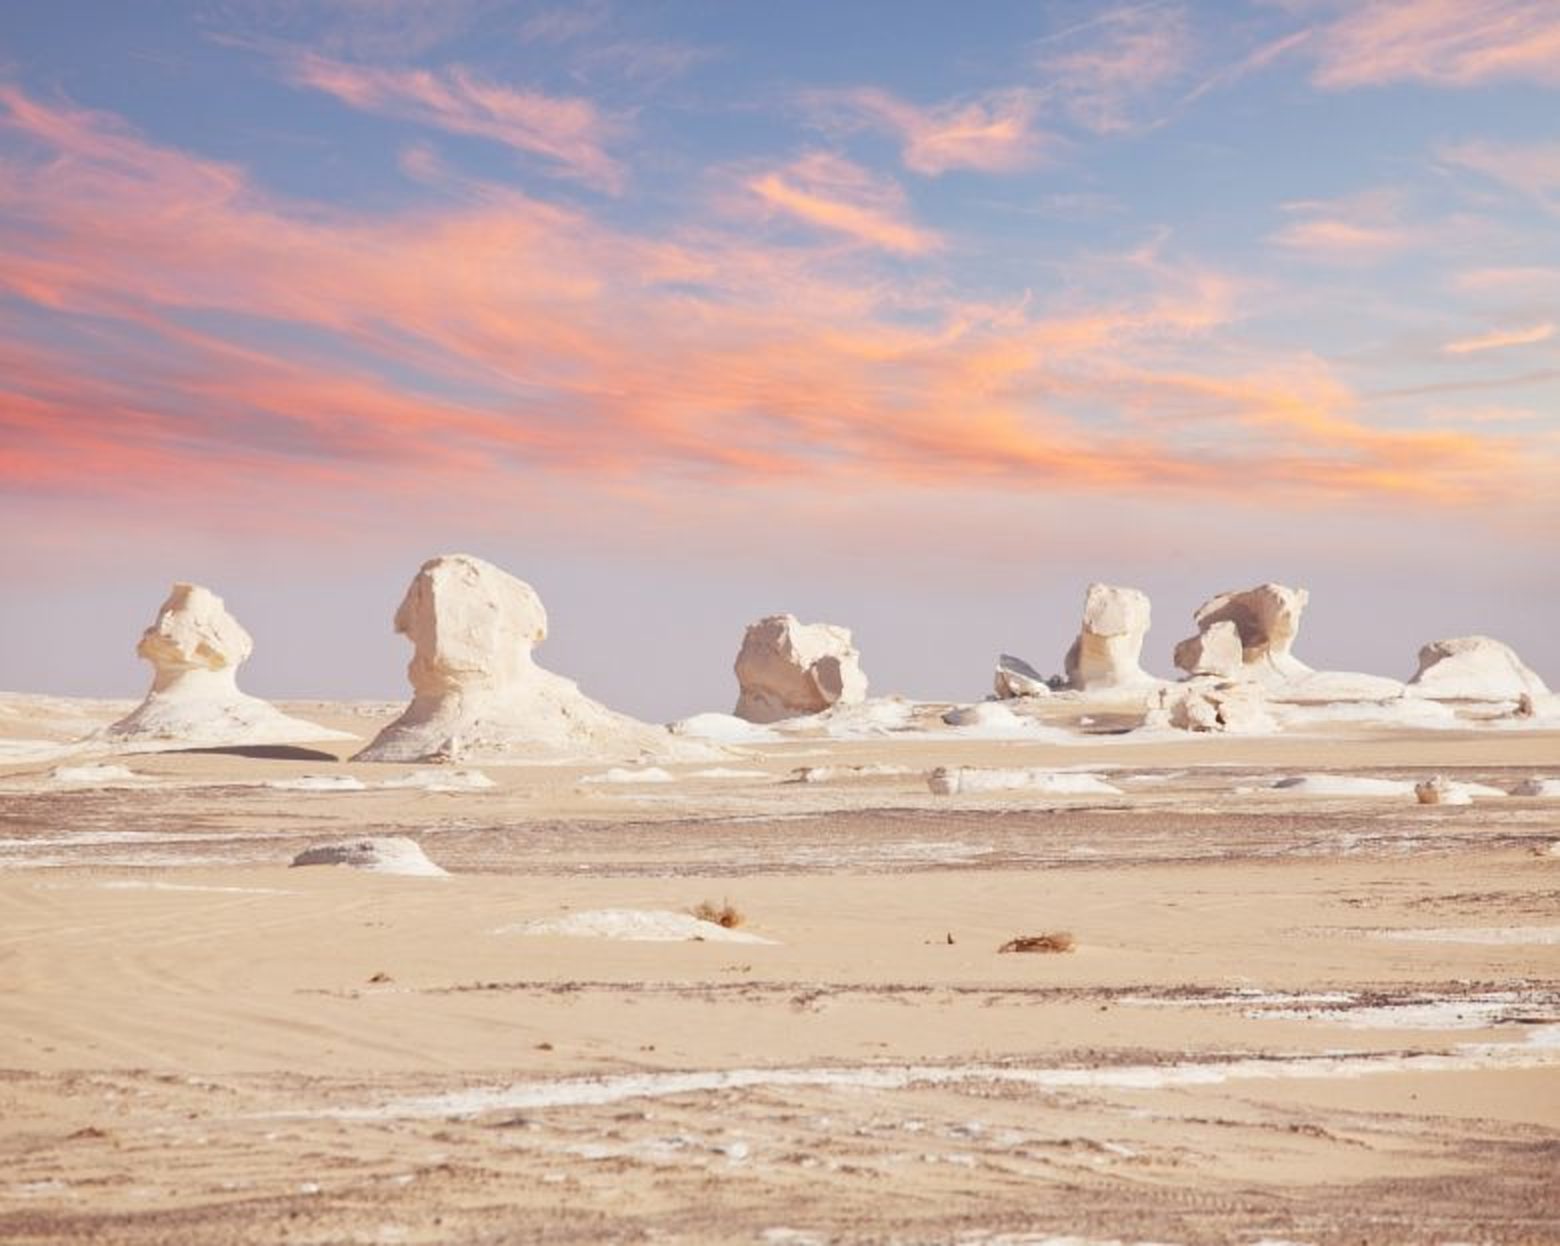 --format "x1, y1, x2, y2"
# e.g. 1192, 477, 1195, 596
1, 684, 1557, 1245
